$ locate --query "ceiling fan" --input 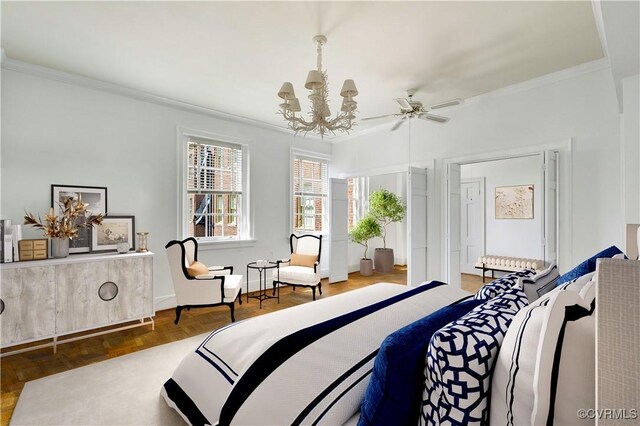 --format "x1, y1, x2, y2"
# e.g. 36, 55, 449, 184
362, 89, 462, 131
